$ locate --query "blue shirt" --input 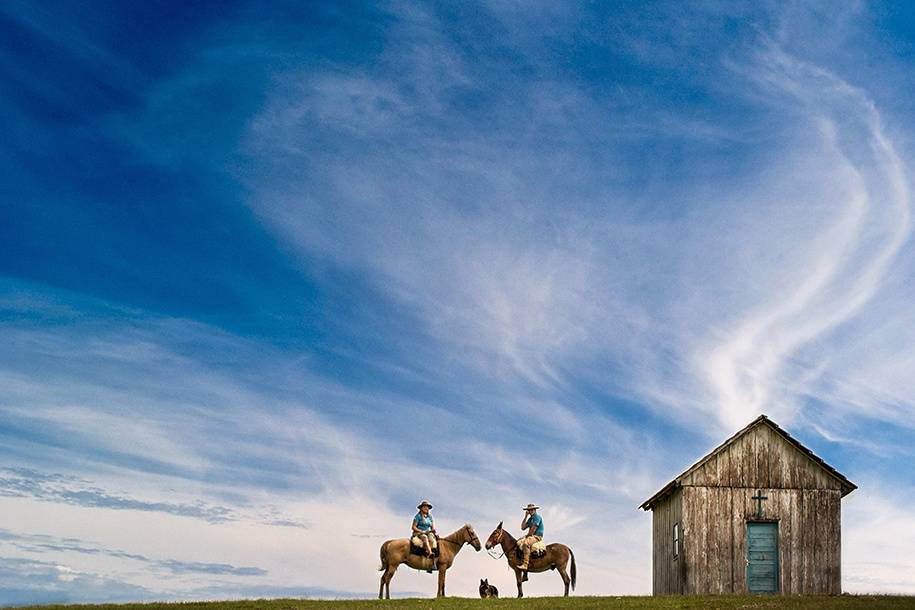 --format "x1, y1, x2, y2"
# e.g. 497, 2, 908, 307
413, 512, 433, 532
525, 512, 544, 537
